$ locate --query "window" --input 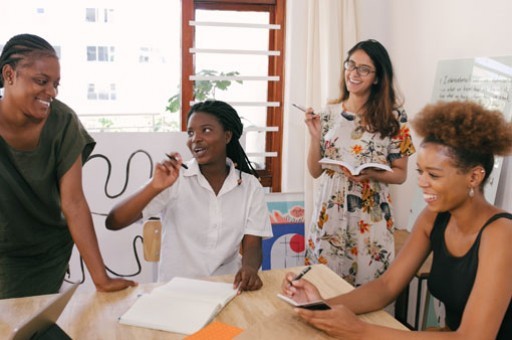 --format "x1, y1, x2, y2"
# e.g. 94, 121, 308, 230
1, 2, 181, 132
86, 46, 115, 62
182, 0, 286, 191
139, 47, 150, 63
87, 83, 117, 101
87, 84, 97, 100
85, 8, 114, 23
85, 8, 96, 22
103, 8, 114, 23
